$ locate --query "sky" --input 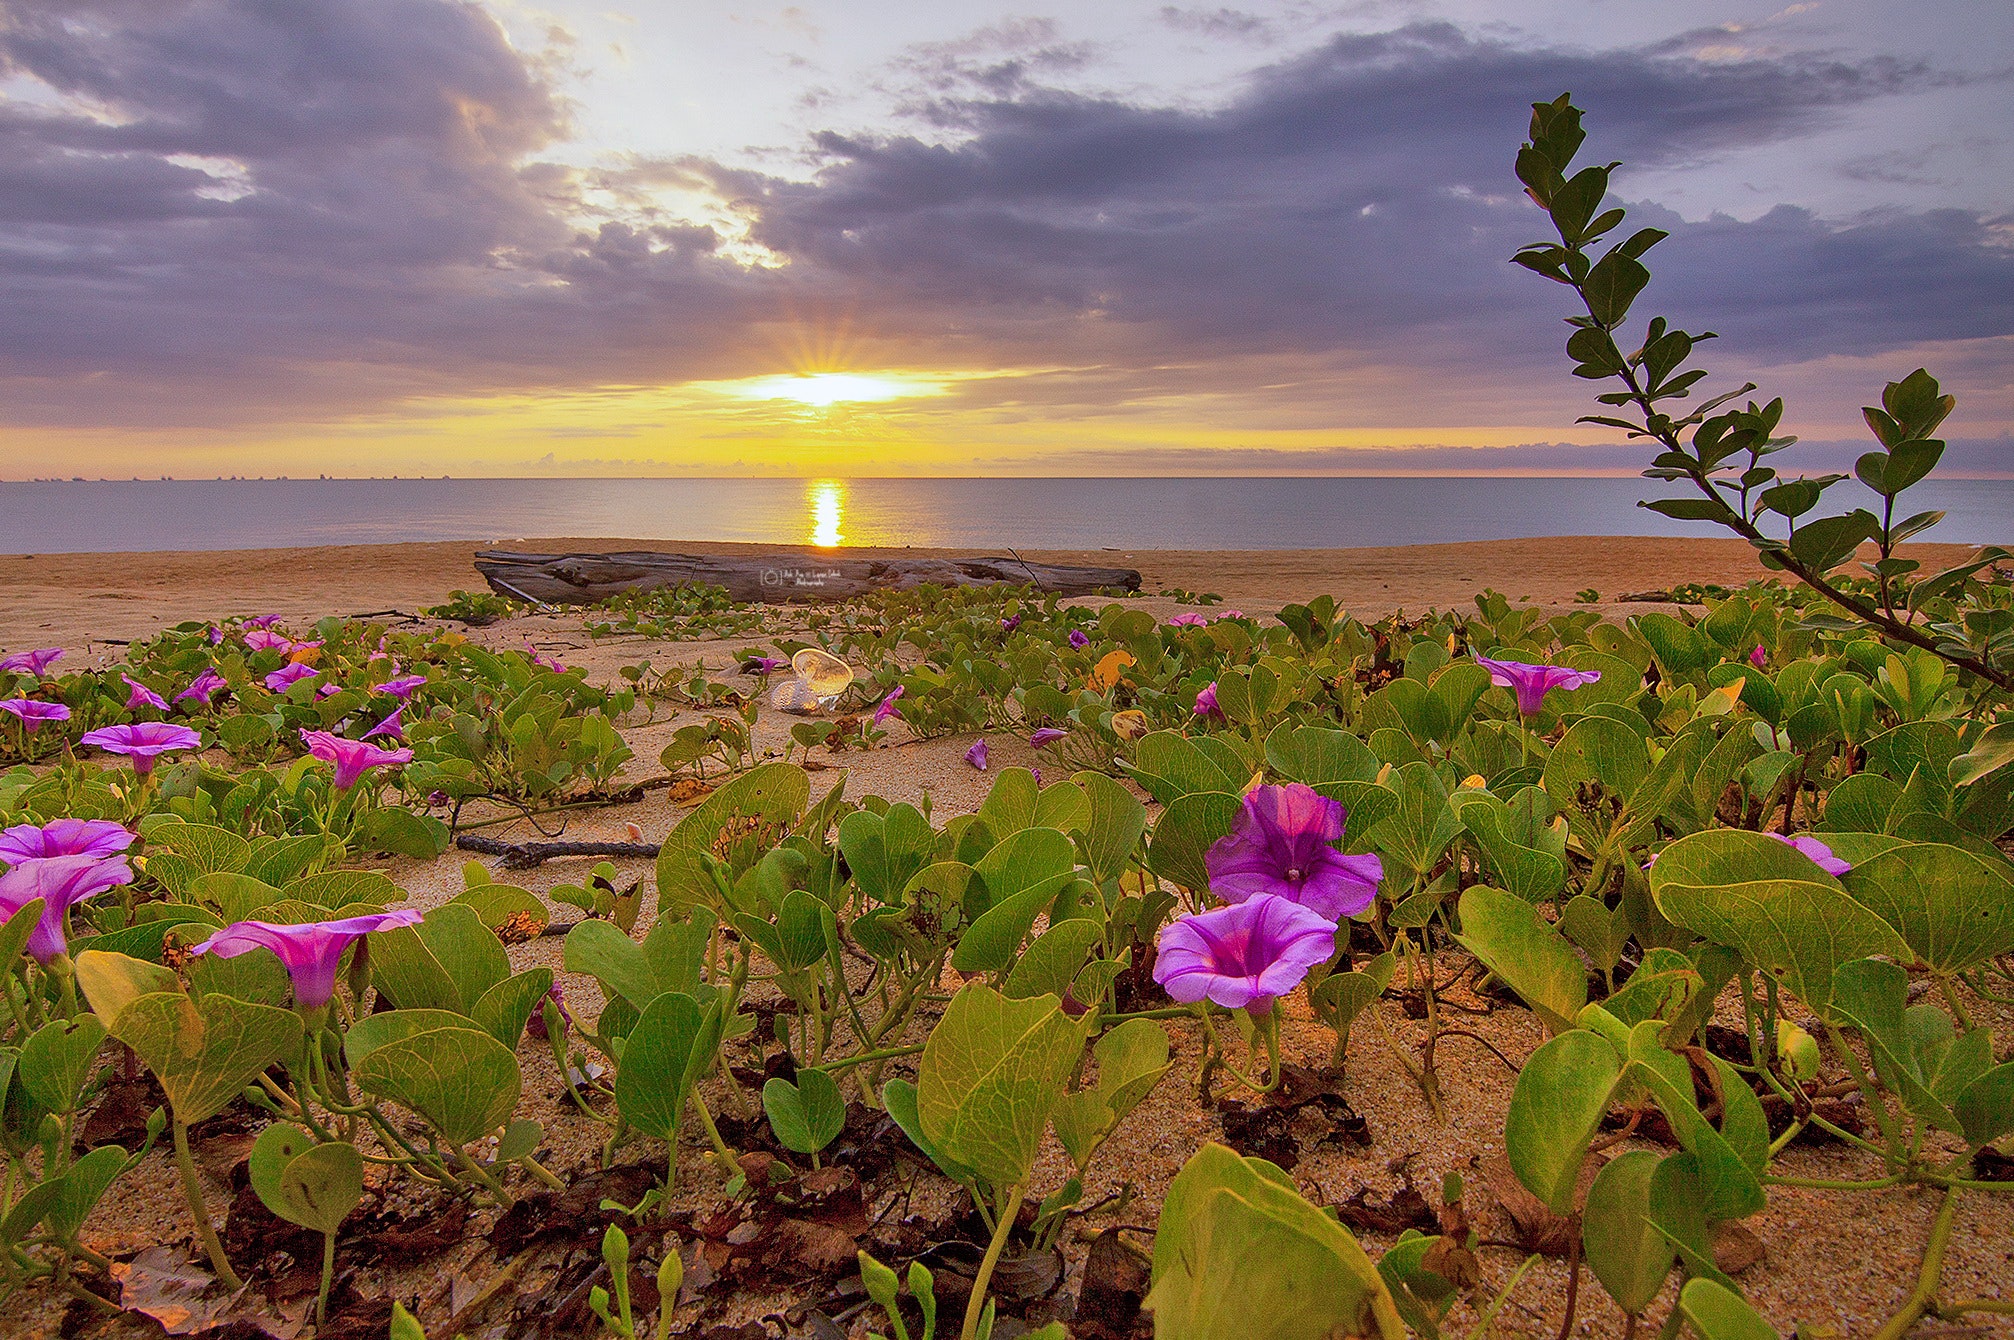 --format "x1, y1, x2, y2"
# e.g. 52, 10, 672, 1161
0, 0, 2009, 480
